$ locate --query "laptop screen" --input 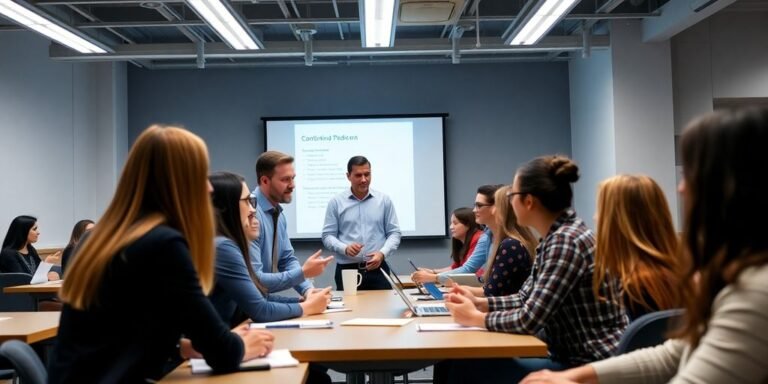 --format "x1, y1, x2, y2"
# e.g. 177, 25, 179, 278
380, 269, 418, 313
